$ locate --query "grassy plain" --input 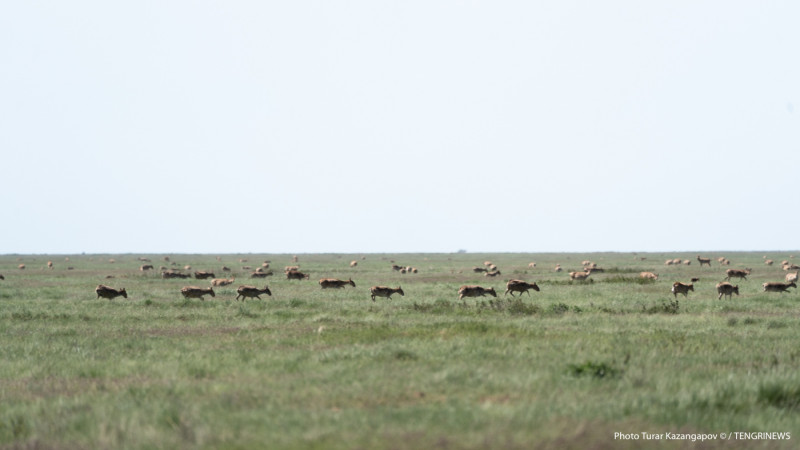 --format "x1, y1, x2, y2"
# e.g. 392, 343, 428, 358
1, 251, 799, 449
